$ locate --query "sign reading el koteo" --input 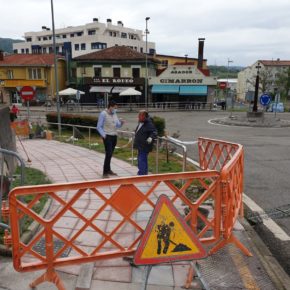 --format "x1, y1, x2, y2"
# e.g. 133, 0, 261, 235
92, 77, 144, 85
